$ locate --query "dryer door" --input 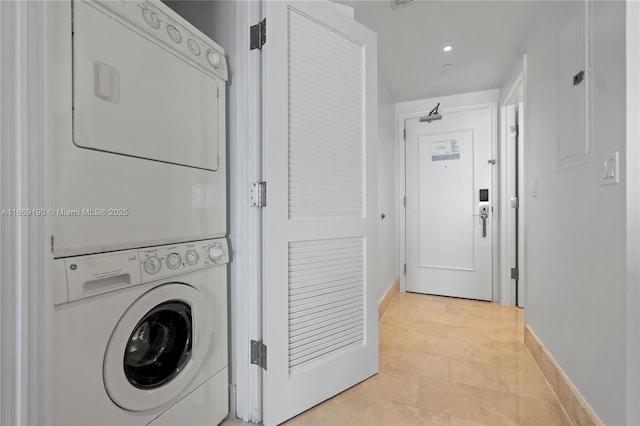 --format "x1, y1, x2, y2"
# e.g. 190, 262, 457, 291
104, 283, 211, 412
73, 0, 225, 171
